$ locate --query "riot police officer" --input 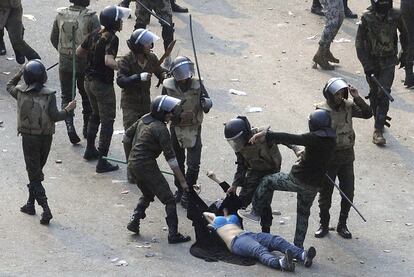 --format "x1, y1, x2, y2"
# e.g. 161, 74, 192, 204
162, 56, 212, 208
6, 60, 76, 225
50, 0, 101, 144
